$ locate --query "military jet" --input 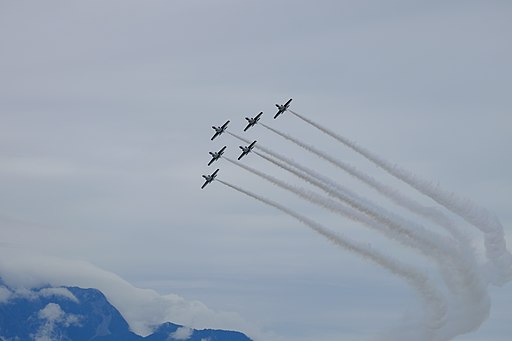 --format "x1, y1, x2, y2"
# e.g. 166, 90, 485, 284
201, 168, 219, 189
211, 120, 230, 141
238, 140, 257, 160
274, 98, 292, 119
244, 112, 263, 132
208, 146, 226, 166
